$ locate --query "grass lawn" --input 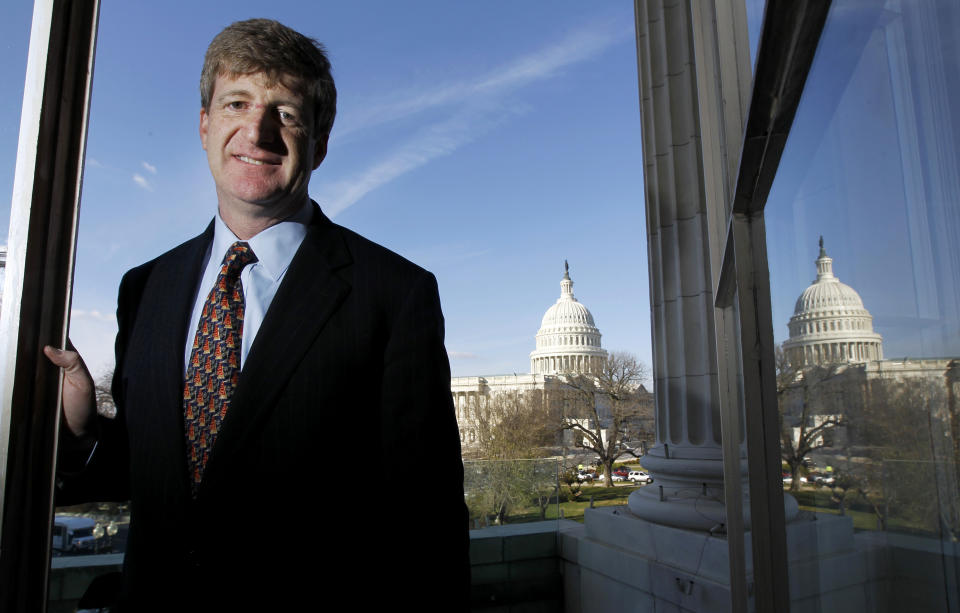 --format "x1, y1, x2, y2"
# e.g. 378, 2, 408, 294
796, 504, 931, 533
478, 481, 928, 535
501, 484, 639, 525
796, 505, 882, 531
